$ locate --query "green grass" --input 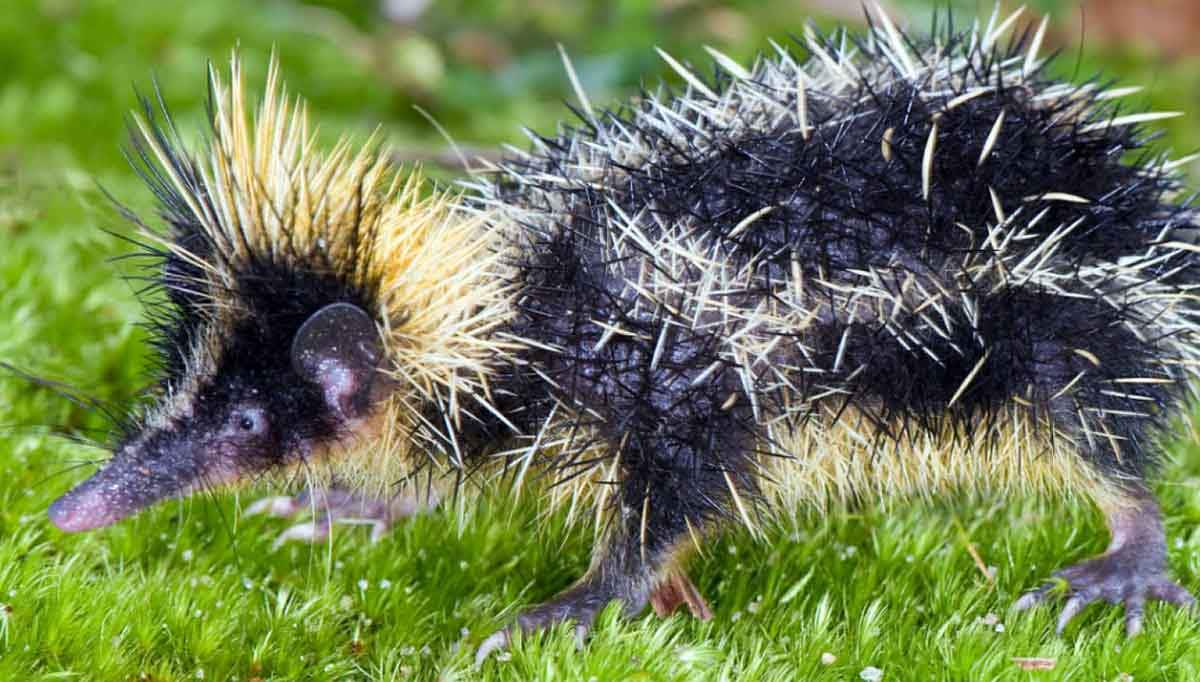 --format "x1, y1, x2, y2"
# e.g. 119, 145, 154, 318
3, 0, 1200, 679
